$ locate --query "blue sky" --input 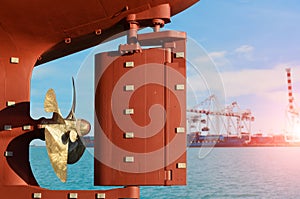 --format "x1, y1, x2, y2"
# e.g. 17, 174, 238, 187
31, 0, 300, 136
